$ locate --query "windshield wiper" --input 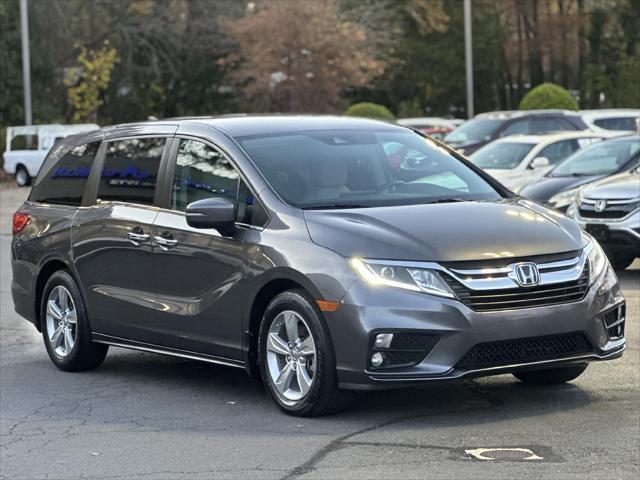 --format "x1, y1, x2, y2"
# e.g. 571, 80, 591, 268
302, 203, 371, 210
423, 198, 467, 204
